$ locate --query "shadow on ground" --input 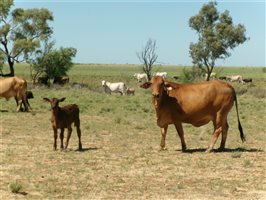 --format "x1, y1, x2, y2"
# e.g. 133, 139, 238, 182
176, 147, 263, 154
